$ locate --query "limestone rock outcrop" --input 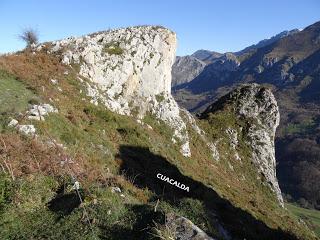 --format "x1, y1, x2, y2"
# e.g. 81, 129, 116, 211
201, 84, 283, 205
166, 214, 216, 240
27, 104, 58, 121
43, 26, 192, 156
